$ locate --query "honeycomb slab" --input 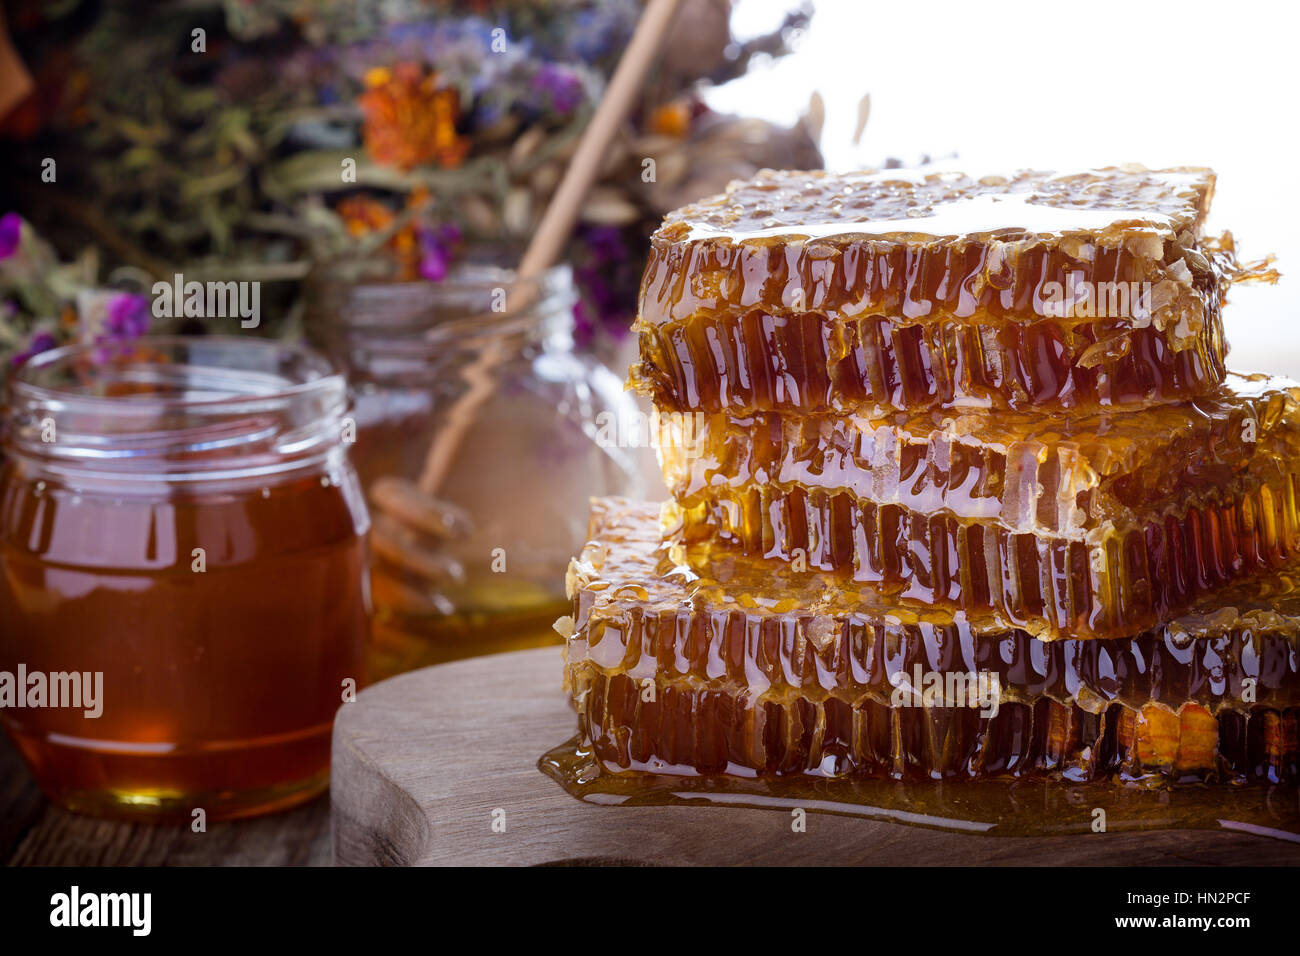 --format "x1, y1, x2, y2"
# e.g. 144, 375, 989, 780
657, 373, 1300, 639
561, 499, 1300, 784
632, 167, 1274, 415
